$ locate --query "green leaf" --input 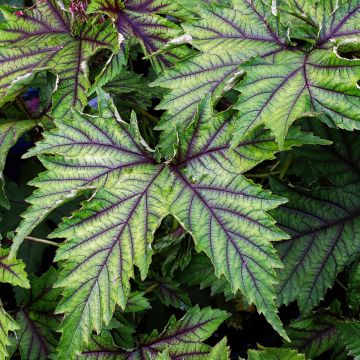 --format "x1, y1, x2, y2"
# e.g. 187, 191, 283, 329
336, 321, 360, 359
283, 122, 360, 187
0, 247, 29, 288
271, 178, 360, 312
0, 0, 119, 117
0, 119, 37, 208
233, 47, 360, 147
178, 253, 233, 299
0, 301, 19, 360
79, 305, 228, 359
348, 261, 360, 312
153, 0, 360, 155
103, 70, 162, 121
15, 267, 61, 360
11, 91, 331, 350
209, 337, 230, 360
150, 275, 191, 310
124, 291, 151, 313
248, 347, 305, 360
87, 0, 189, 73
285, 306, 340, 358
